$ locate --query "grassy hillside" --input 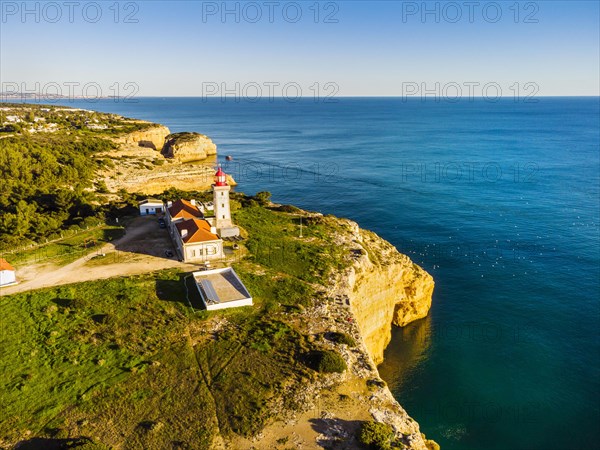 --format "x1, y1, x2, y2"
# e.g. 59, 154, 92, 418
0, 103, 373, 448
0, 205, 356, 449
